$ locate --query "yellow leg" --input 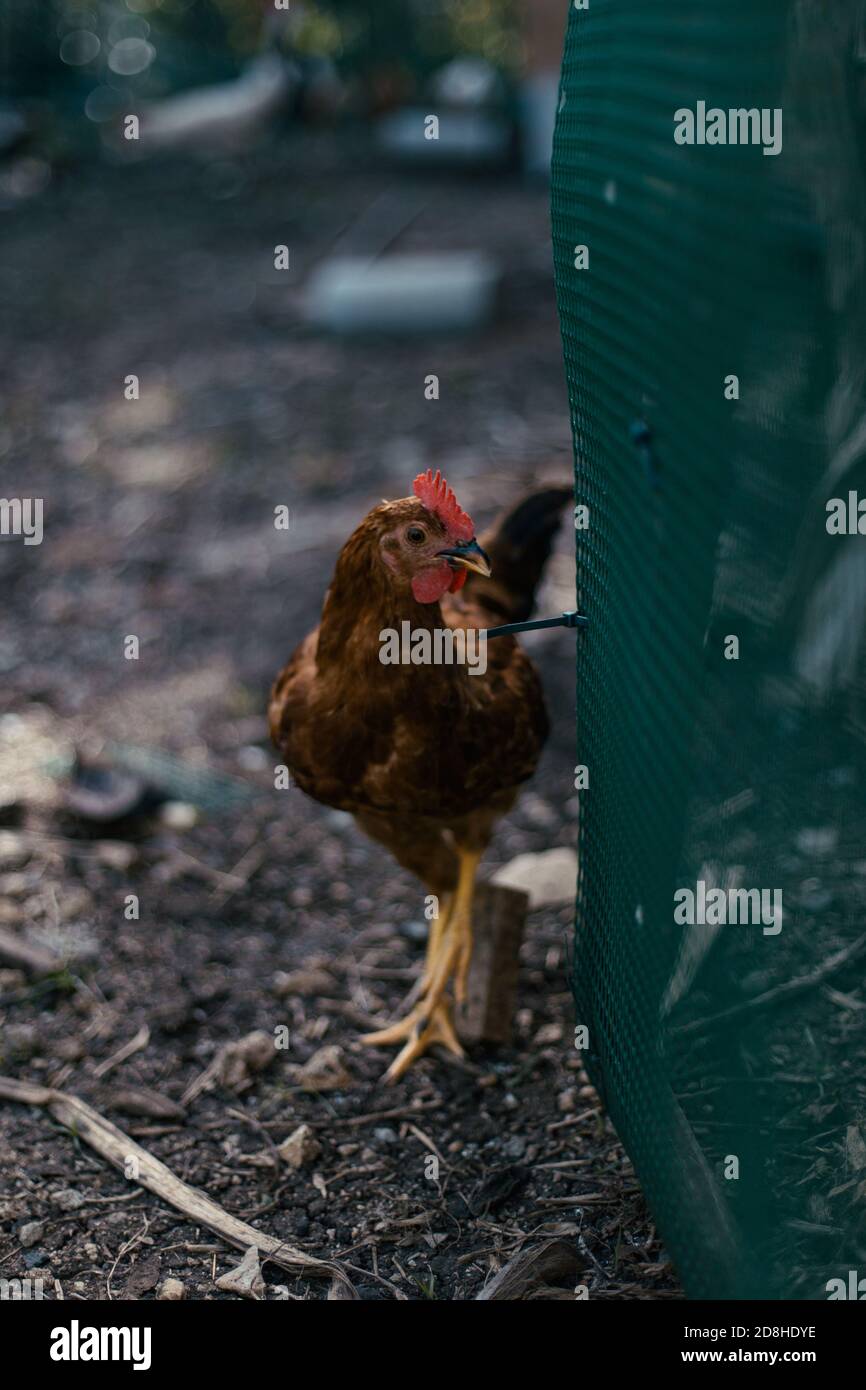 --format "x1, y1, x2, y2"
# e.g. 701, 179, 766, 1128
419, 892, 451, 993
452, 850, 480, 1006
361, 849, 481, 1081
396, 893, 452, 1012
